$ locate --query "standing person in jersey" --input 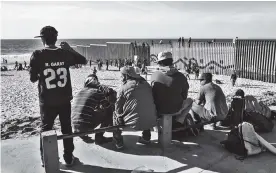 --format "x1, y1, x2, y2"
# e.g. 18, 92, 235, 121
29, 26, 87, 167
